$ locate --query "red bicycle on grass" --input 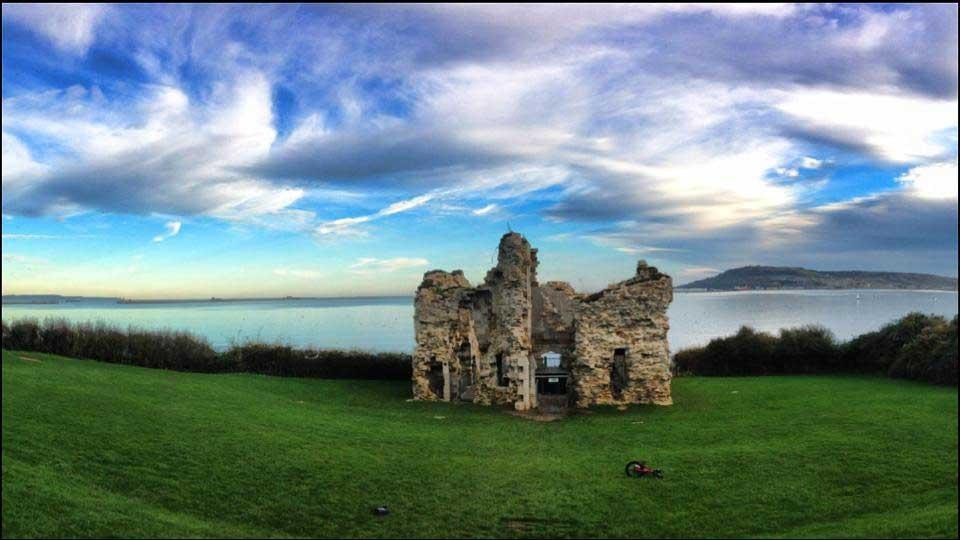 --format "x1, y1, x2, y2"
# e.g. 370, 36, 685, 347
625, 461, 663, 479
